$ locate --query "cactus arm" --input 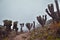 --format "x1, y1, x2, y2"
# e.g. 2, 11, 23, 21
48, 4, 52, 13
55, 0, 60, 16
55, 0, 59, 13
45, 15, 47, 21
48, 4, 54, 13
45, 9, 52, 17
51, 4, 54, 13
